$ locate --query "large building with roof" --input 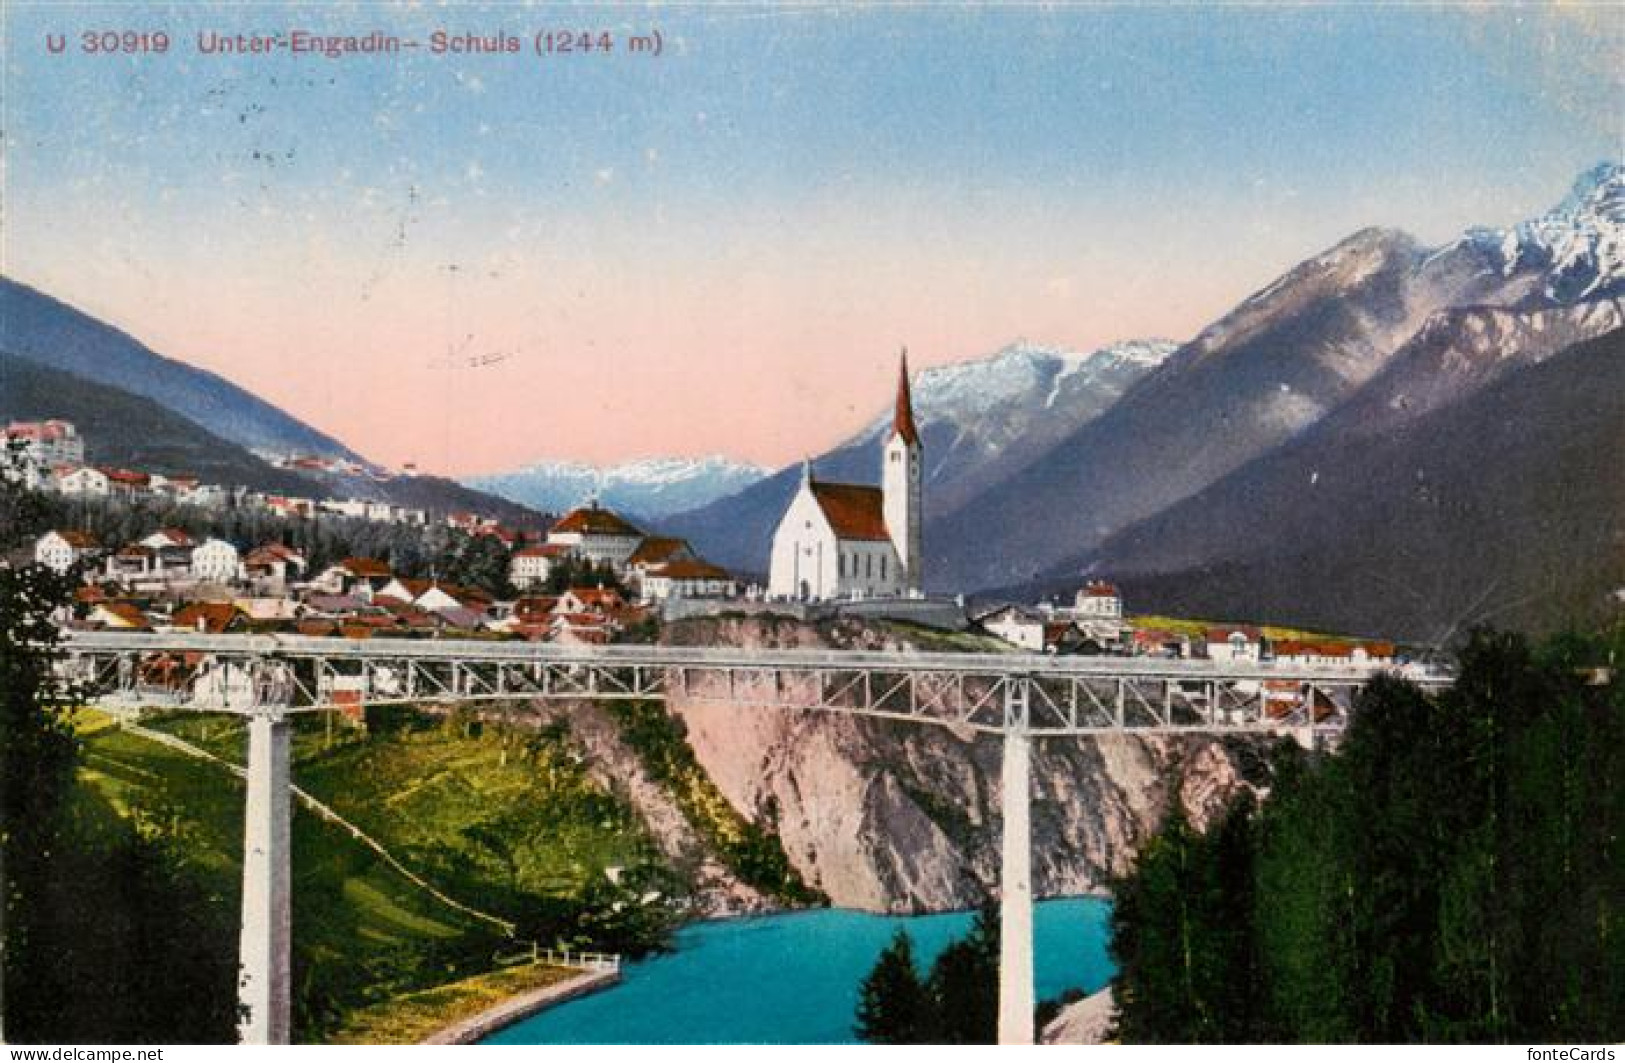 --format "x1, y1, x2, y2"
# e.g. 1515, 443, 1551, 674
767, 353, 924, 601
546, 501, 646, 568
